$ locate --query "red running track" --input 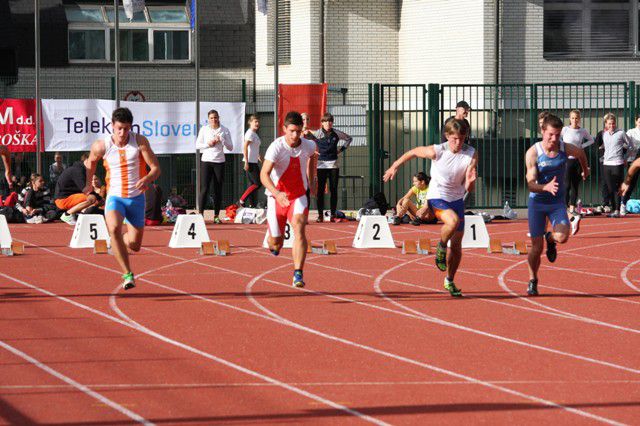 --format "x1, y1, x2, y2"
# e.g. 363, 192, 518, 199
1, 216, 639, 425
